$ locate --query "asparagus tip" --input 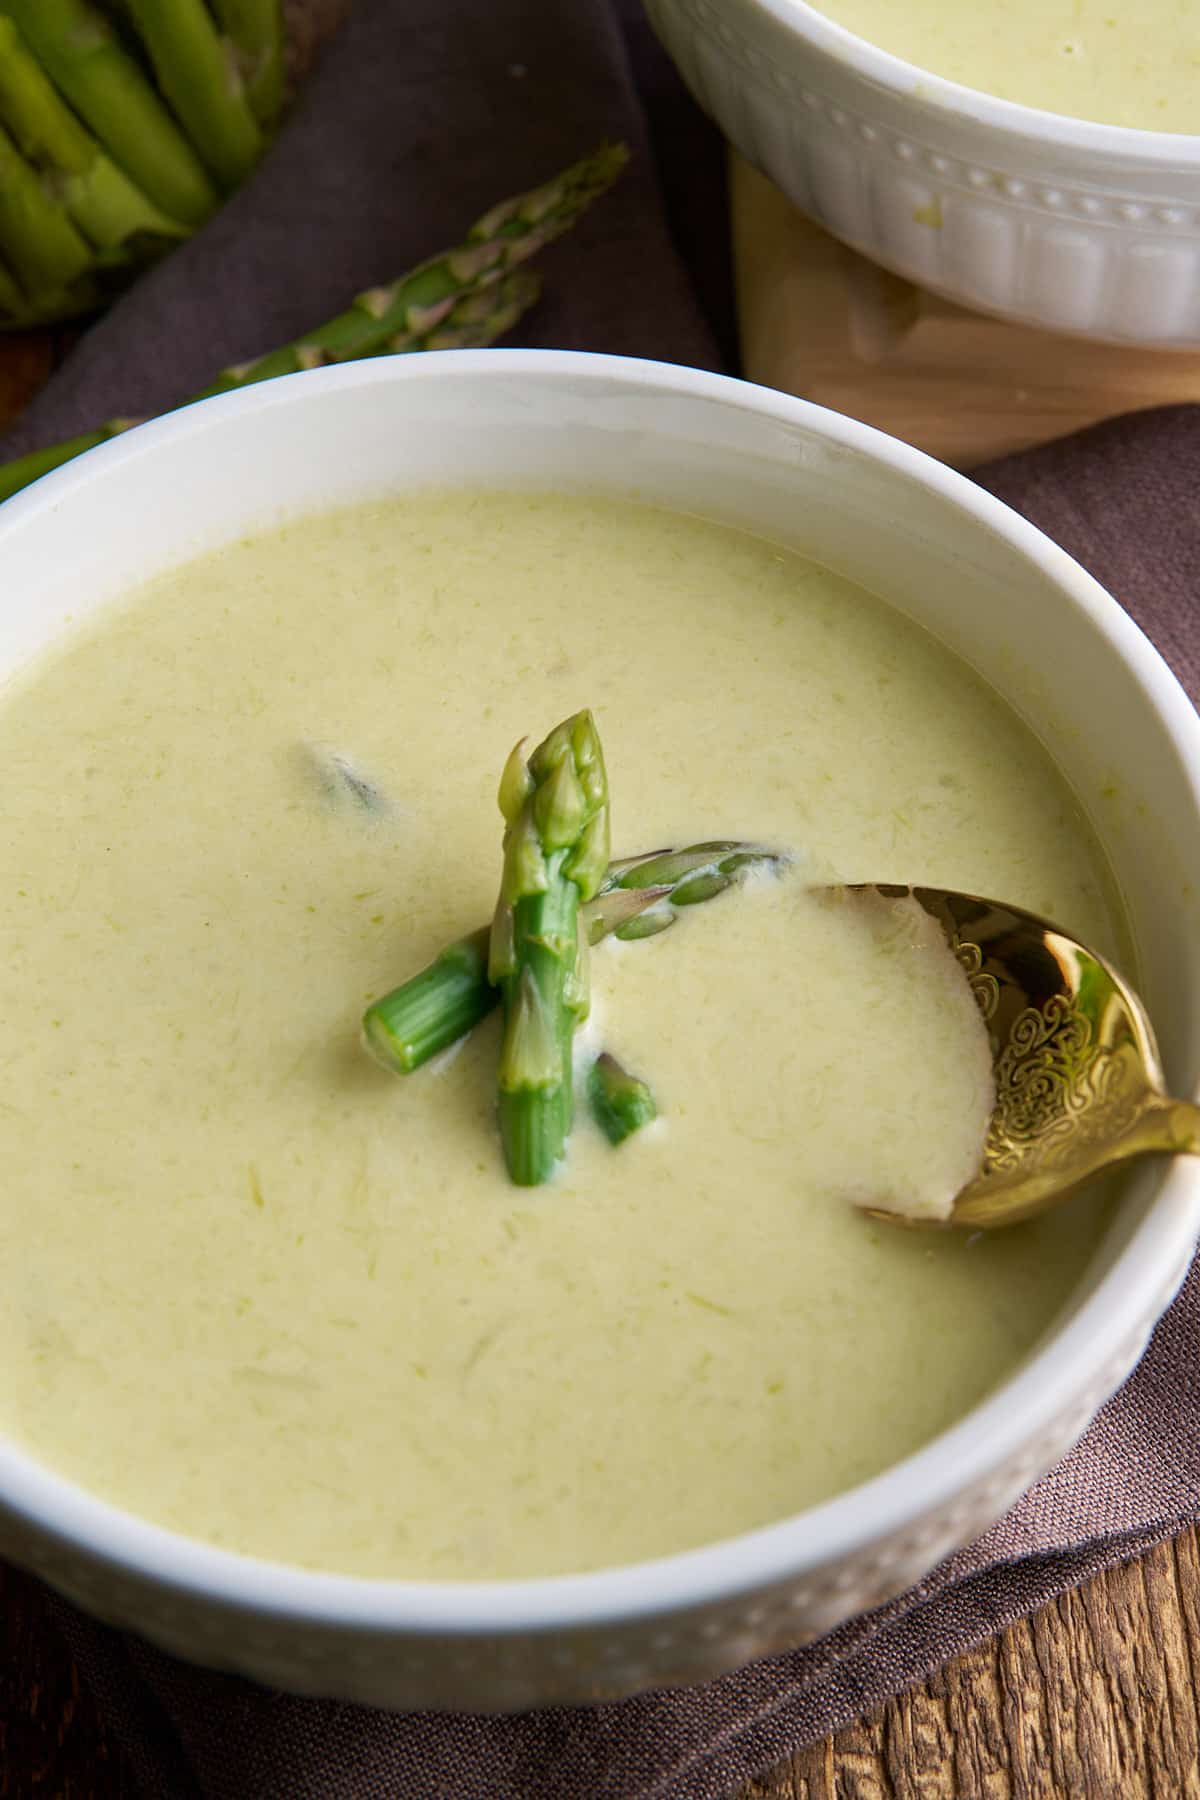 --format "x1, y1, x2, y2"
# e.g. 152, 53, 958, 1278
588, 1052, 657, 1146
